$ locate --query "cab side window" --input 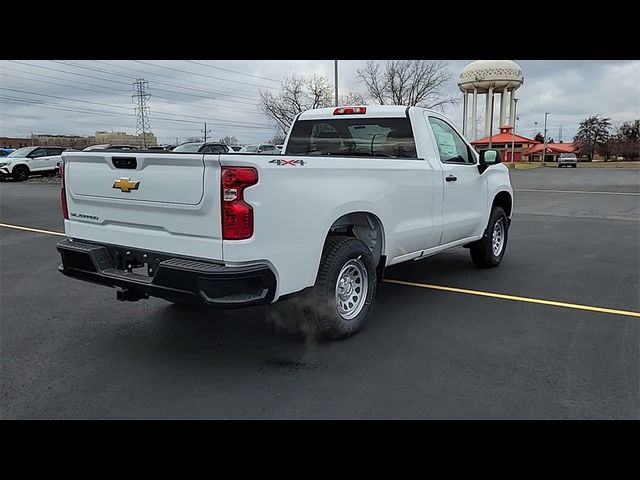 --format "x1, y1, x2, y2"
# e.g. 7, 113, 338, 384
428, 117, 474, 164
